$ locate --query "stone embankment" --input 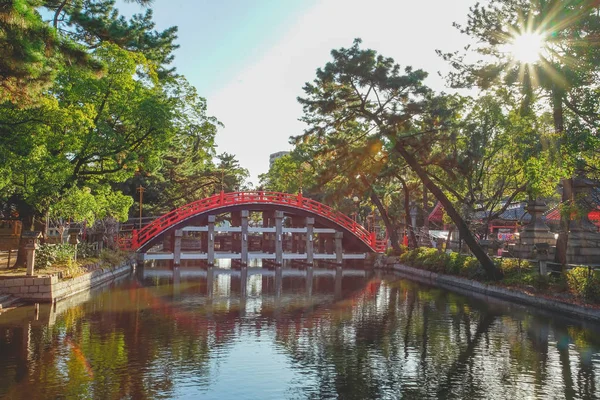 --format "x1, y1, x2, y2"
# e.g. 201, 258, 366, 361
379, 258, 600, 322
0, 260, 134, 304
